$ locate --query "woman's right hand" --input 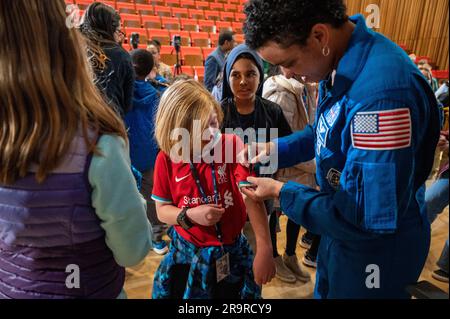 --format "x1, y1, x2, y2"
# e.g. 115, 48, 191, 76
186, 204, 225, 227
